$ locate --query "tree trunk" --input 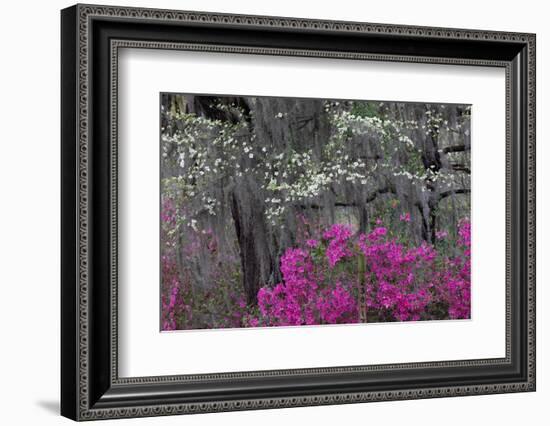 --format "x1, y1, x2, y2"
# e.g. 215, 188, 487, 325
230, 188, 273, 305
